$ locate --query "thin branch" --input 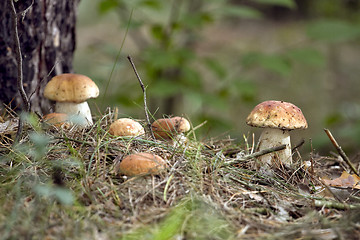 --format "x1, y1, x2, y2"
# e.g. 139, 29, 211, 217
314, 199, 360, 210
29, 58, 62, 101
324, 128, 359, 176
10, 0, 30, 112
292, 138, 305, 152
20, 0, 34, 21
10, 0, 30, 143
308, 138, 315, 178
317, 178, 344, 203
224, 144, 287, 166
127, 55, 155, 140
